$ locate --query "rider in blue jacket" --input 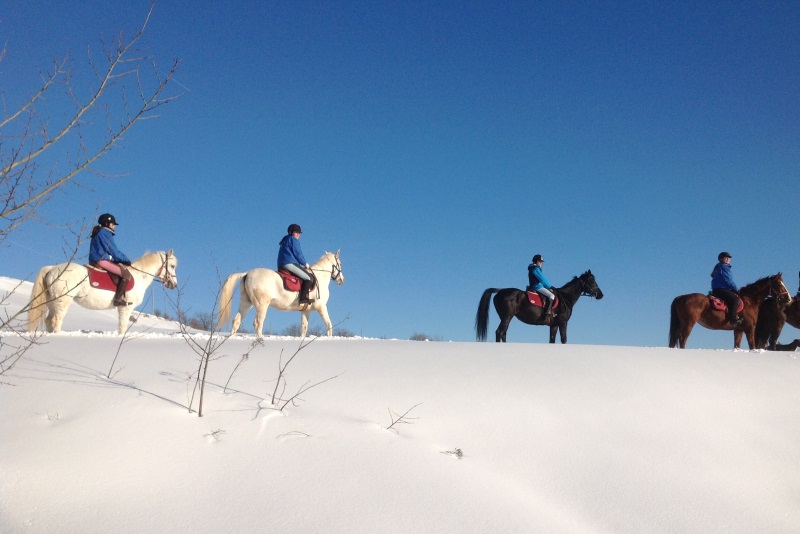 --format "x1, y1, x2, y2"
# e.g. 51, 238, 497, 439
711, 251, 741, 325
89, 213, 133, 307
528, 254, 555, 318
278, 224, 314, 304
